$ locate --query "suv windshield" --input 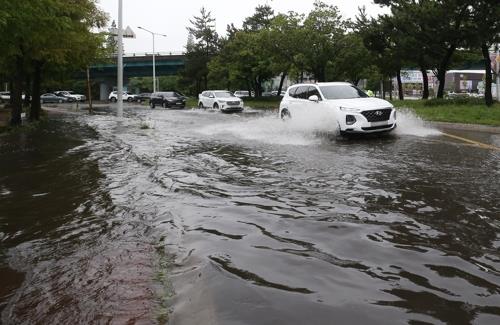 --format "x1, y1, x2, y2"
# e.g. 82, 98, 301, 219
319, 85, 368, 100
214, 91, 234, 98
